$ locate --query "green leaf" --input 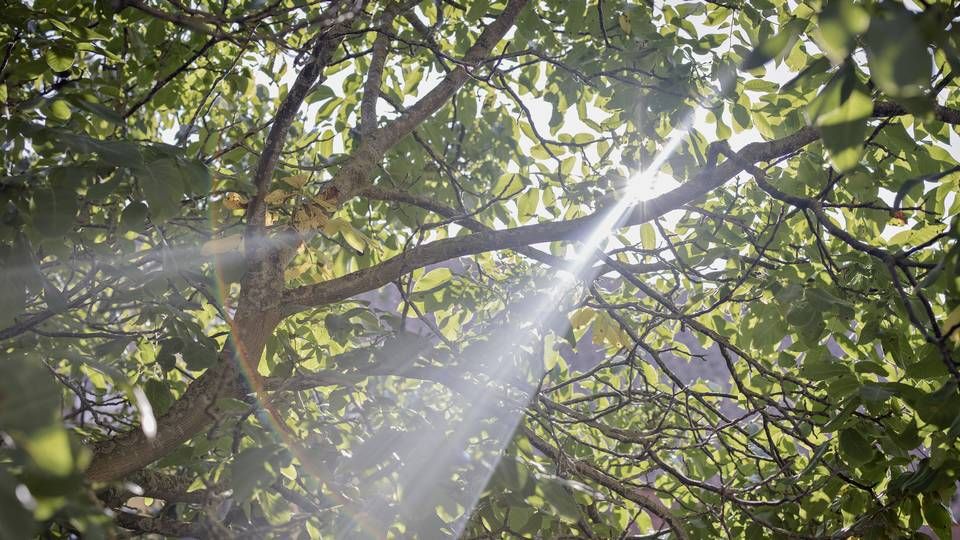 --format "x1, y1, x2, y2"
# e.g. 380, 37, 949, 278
48, 99, 71, 121
231, 446, 276, 502
465, 0, 487, 22
807, 67, 873, 127
0, 355, 61, 434
838, 428, 873, 467
182, 339, 218, 371
639, 223, 656, 251
144, 378, 174, 415
741, 20, 807, 70
517, 189, 539, 222
119, 201, 149, 233
23, 426, 74, 476
807, 67, 872, 171
70, 97, 123, 124
493, 173, 524, 198
910, 382, 960, 428
507, 506, 536, 532
180, 158, 212, 195
814, 0, 869, 64
863, 8, 931, 98
859, 382, 894, 405
537, 477, 582, 523
490, 455, 528, 492
32, 185, 78, 237
781, 56, 832, 92
888, 224, 945, 246
0, 469, 36, 539
44, 44, 74, 72
800, 350, 850, 380
414, 268, 453, 292
0, 271, 27, 328
786, 300, 816, 327
921, 495, 953, 540
137, 158, 185, 223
